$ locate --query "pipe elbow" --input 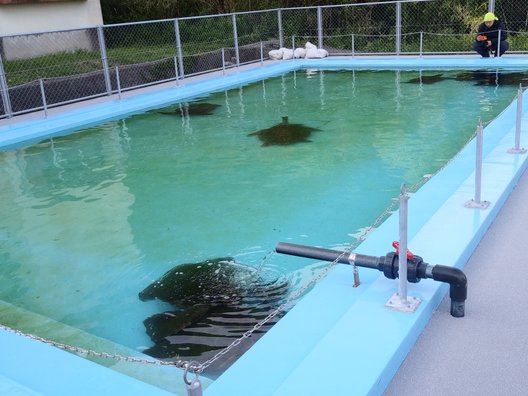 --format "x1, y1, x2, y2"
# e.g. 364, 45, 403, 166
431, 265, 467, 317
